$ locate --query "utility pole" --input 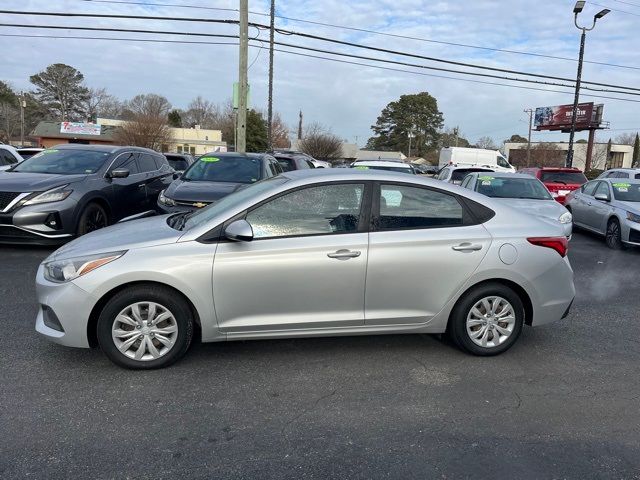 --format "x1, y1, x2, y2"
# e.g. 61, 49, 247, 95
297, 110, 303, 140
20, 92, 26, 147
453, 126, 459, 147
408, 131, 412, 158
267, 0, 275, 150
236, 0, 249, 153
524, 108, 533, 167
566, 1, 609, 168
